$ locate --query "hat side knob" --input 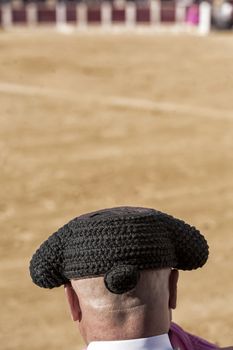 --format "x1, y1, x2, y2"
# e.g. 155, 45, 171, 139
164, 215, 209, 270
29, 224, 72, 288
